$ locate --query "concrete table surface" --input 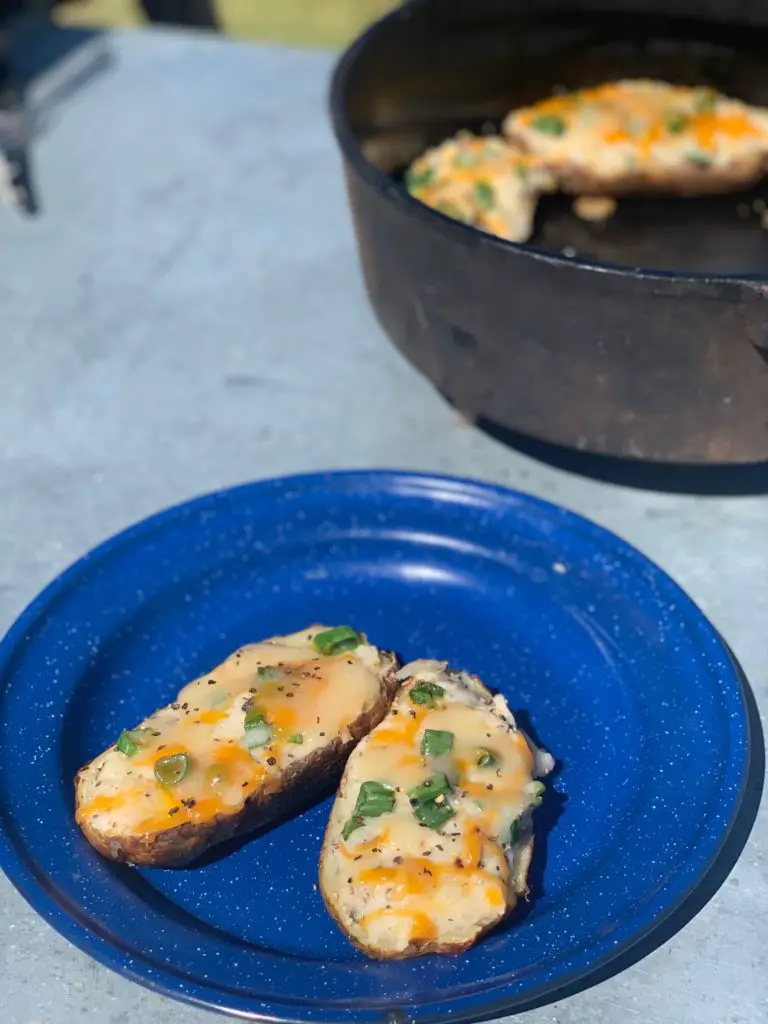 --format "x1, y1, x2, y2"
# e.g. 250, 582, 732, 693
0, 26, 766, 1024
